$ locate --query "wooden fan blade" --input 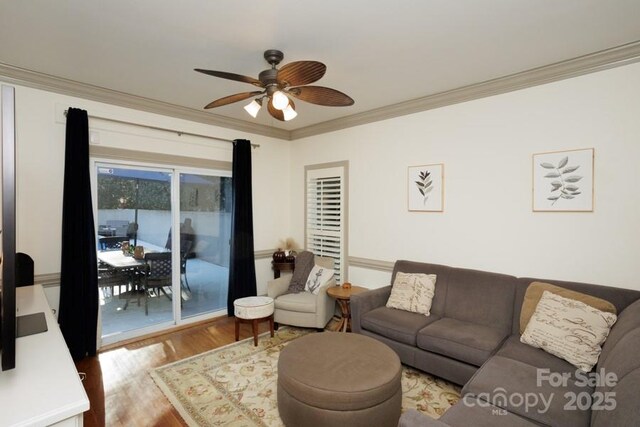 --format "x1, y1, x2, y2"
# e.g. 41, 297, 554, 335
267, 100, 285, 121
289, 86, 354, 106
277, 61, 326, 86
267, 98, 295, 121
204, 91, 263, 109
195, 69, 263, 87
